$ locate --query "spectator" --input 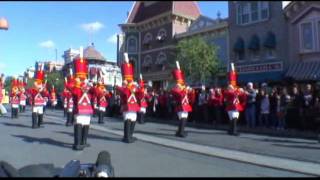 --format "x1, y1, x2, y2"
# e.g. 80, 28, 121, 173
259, 89, 270, 128
287, 86, 303, 130
301, 84, 314, 130
269, 87, 279, 129
245, 82, 257, 128
277, 87, 291, 131
196, 85, 208, 123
